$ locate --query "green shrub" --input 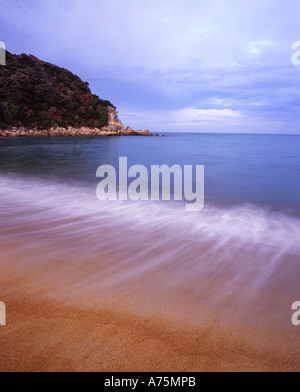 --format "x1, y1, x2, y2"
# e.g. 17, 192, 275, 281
0, 52, 115, 129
